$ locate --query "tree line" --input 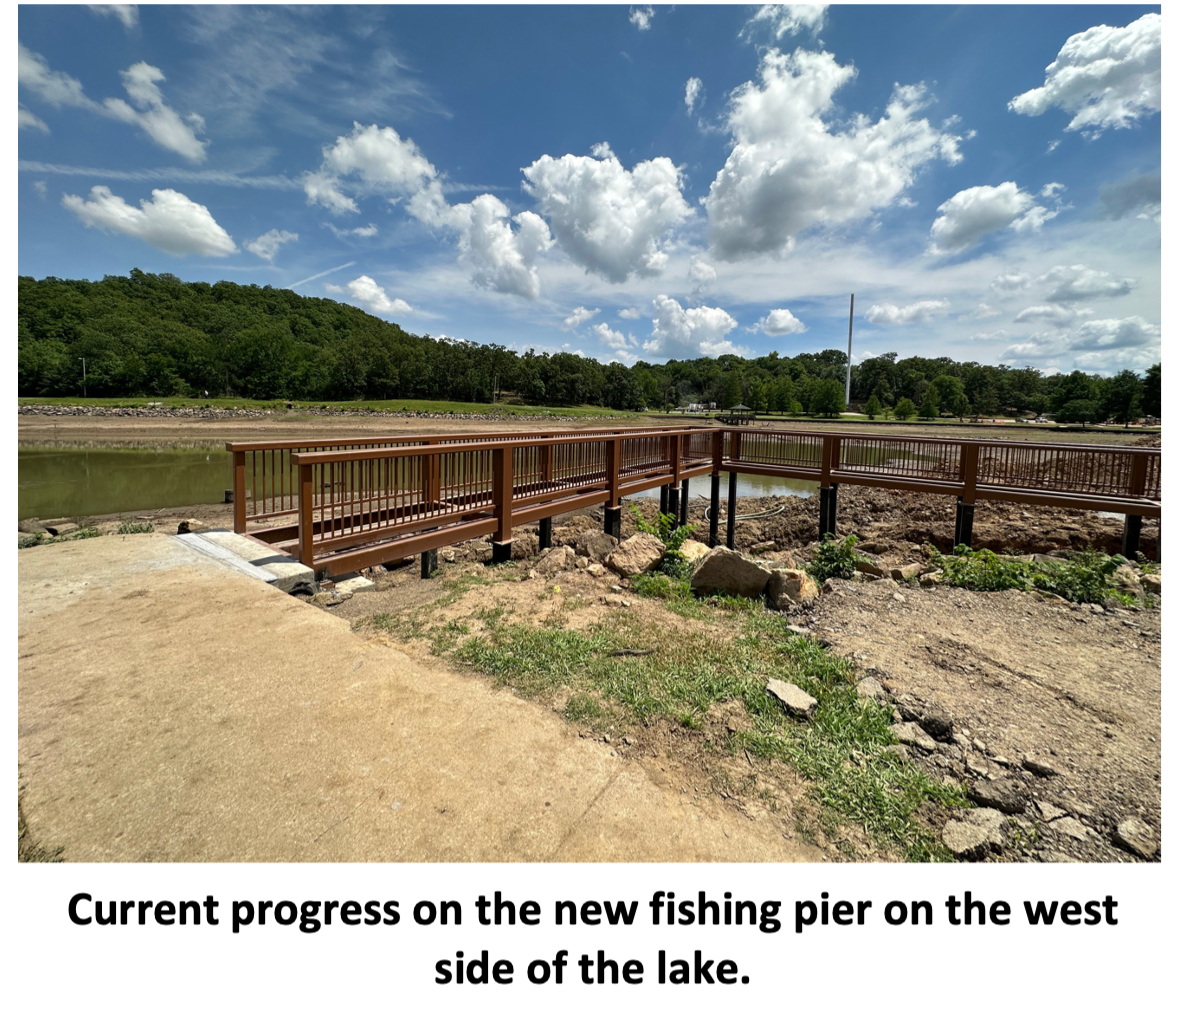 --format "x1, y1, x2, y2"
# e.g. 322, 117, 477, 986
17, 271, 1159, 422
